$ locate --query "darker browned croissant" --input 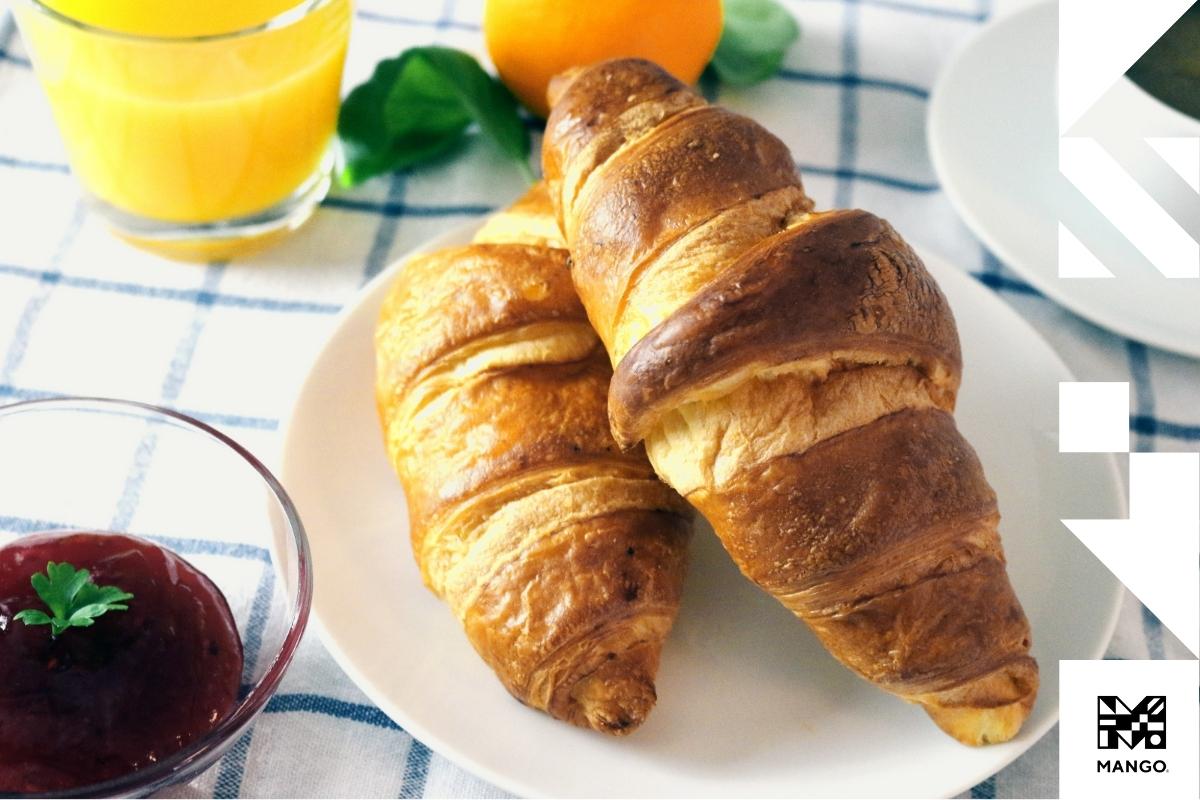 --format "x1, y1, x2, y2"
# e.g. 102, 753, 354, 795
543, 59, 1037, 745
375, 185, 691, 734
